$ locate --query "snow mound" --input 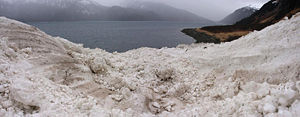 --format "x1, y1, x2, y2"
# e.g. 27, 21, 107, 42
0, 13, 300, 116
